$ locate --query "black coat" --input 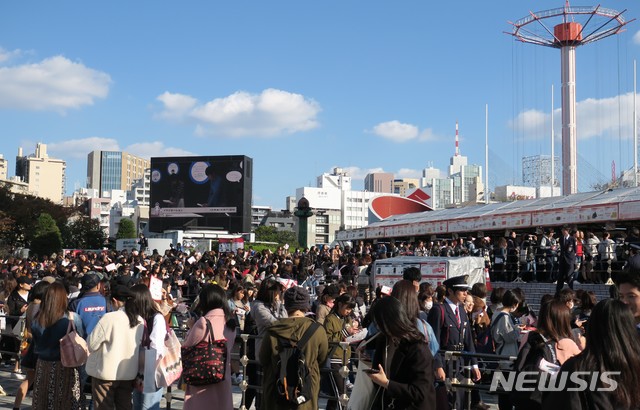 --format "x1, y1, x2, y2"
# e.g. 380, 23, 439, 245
370, 335, 436, 410
427, 301, 477, 366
